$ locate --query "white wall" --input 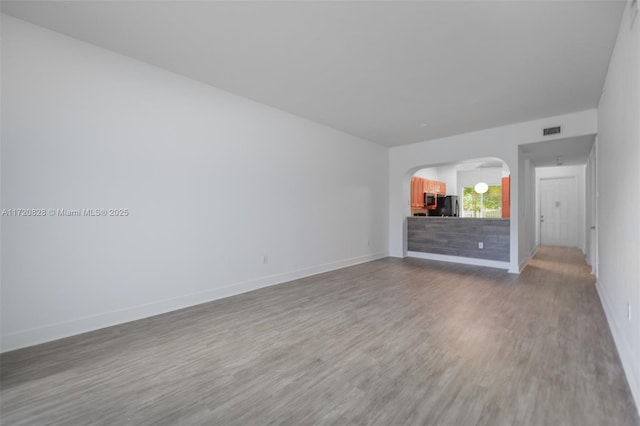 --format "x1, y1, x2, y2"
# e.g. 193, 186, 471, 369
516, 151, 529, 270
525, 158, 536, 258
595, 0, 640, 410
534, 165, 586, 251
389, 109, 598, 273
436, 165, 458, 196
413, 167, 438, 181
0, 16, 389, 351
